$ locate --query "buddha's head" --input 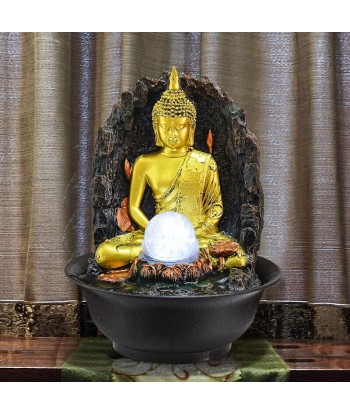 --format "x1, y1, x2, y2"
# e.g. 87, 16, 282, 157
152, 67, 196, 148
